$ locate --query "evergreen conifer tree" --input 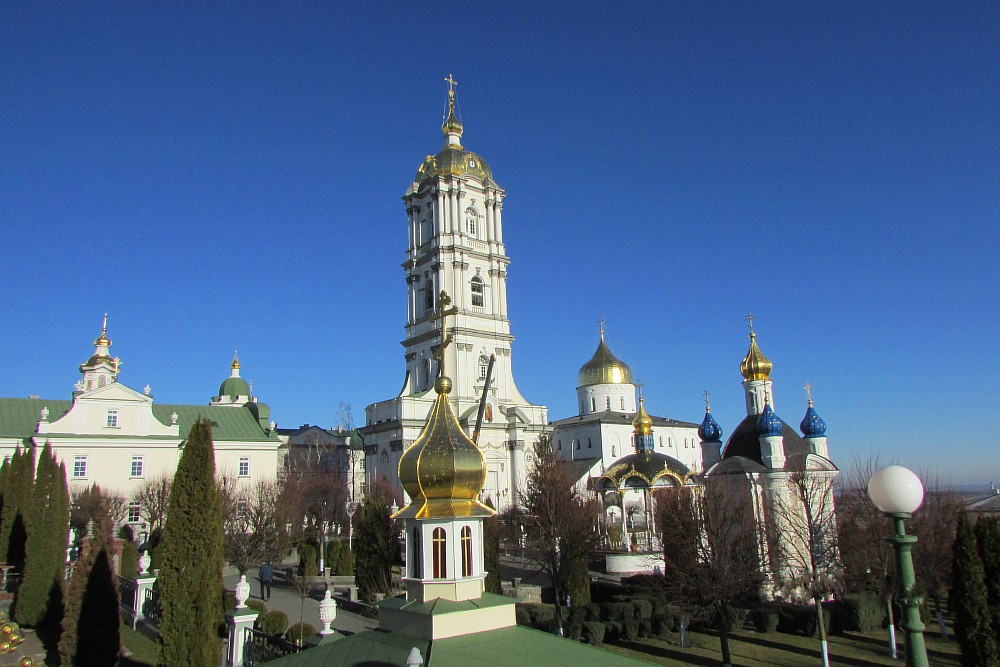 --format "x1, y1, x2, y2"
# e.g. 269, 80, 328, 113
354, 495, 392, 602
483, 499, 501, 594
157, 418, 224, 667
0, 447, 36, 569
952, 512, 1000, 667
59, 489, 120, 667
14, 444, 69, 627
974, 517, 1000, 635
